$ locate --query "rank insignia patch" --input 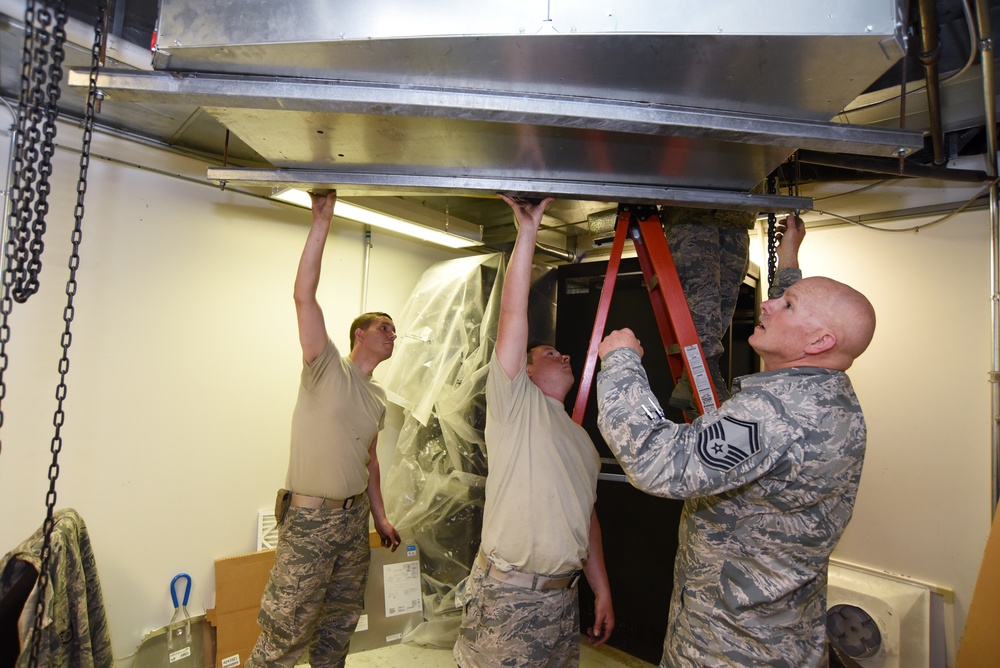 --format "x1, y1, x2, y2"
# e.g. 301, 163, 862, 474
696, 416, 761, 471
